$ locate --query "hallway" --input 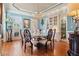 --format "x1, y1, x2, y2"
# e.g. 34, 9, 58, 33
2, 40, 69, 56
